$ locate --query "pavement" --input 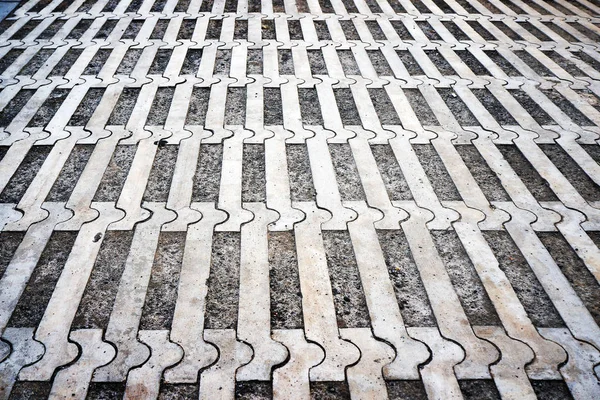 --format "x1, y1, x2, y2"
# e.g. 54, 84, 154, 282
1, 0, 600, 398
